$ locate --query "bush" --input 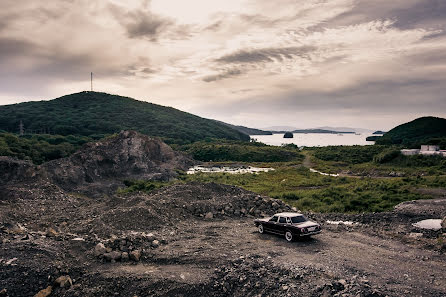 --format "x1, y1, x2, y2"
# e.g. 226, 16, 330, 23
179, 140, 304, 162
373, 149, 401, 164
310, 145, 388, 164
0, 133, 93, 164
